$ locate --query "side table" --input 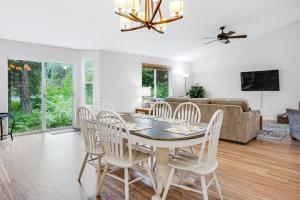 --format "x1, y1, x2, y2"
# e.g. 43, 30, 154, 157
259, 115, 263, 130
135, 108, 150, 115
277, 114, 289, 124
0, 113, 15, 141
